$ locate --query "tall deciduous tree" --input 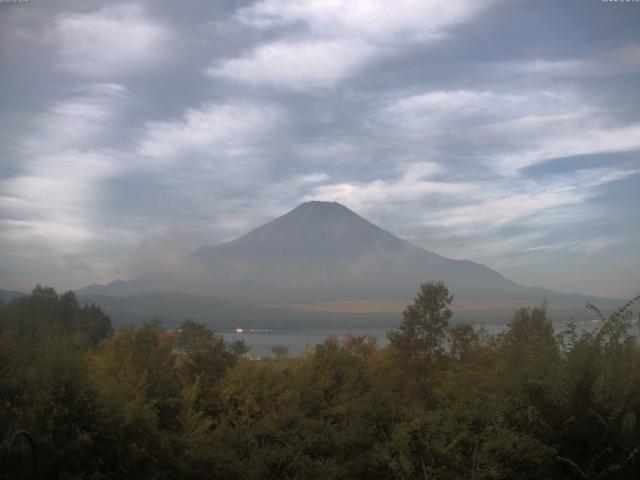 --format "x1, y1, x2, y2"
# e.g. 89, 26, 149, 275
388, 281, 453, 364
